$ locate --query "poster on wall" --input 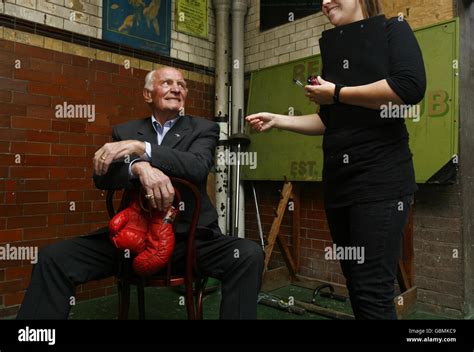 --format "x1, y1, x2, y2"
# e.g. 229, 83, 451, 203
102, 0, 171, 56
176, 0, 208, 39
